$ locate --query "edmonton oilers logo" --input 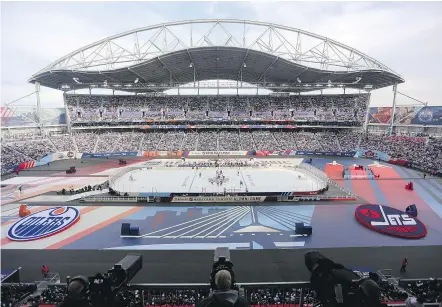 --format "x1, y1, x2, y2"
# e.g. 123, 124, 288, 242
8, 207, 80, 241
355, 204, 427, 239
